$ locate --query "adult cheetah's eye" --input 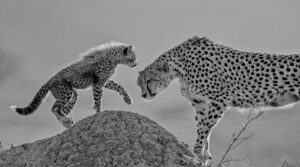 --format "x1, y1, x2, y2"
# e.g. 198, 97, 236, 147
162, 62, 169, 72
156, 62, 169, 73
